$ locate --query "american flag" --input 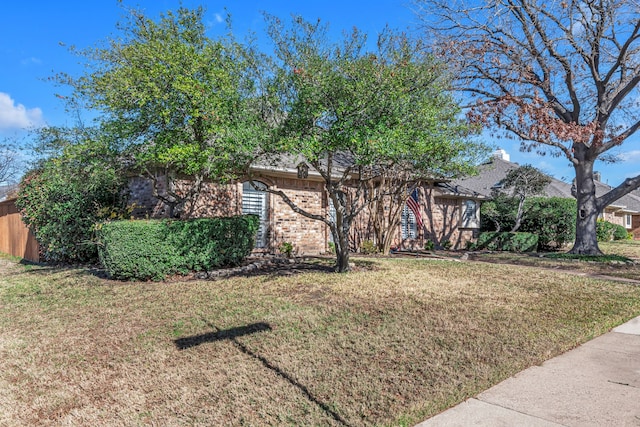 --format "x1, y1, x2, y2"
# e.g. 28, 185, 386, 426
406, 189, 423, 229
